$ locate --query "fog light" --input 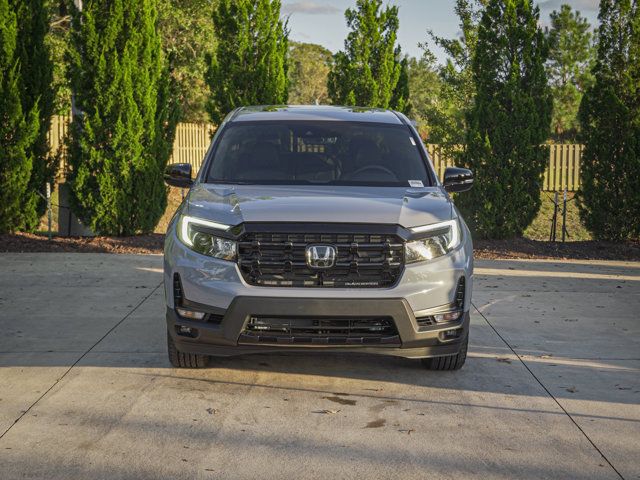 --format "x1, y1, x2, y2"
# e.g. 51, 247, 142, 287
176, 308, 206, 320
442, 328, 461, 340
433, 310, 462, 323
176, 325, 198, 338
